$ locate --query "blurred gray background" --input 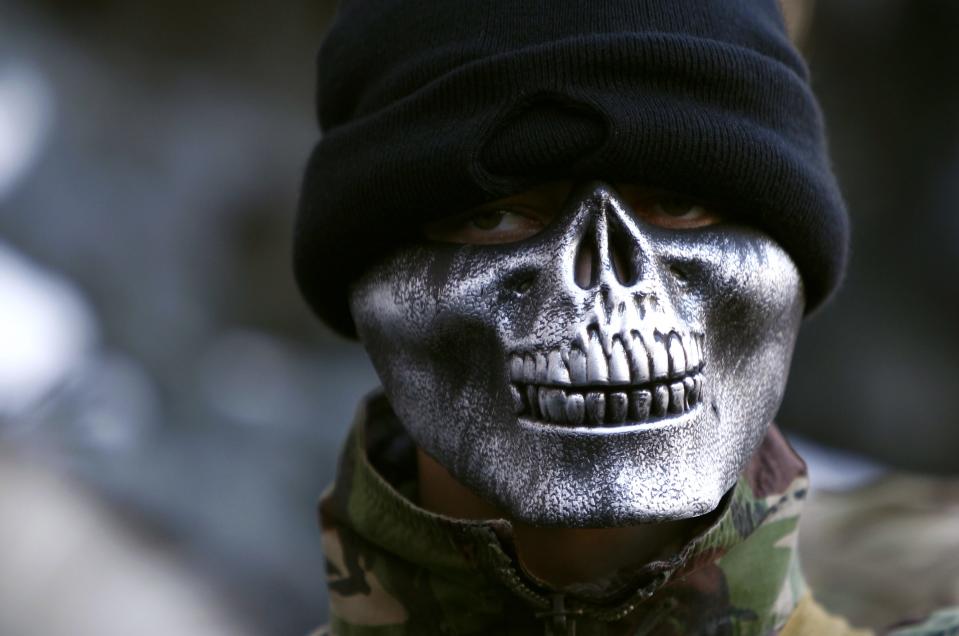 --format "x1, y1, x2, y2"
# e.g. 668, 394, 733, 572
0, 1, 956, 634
